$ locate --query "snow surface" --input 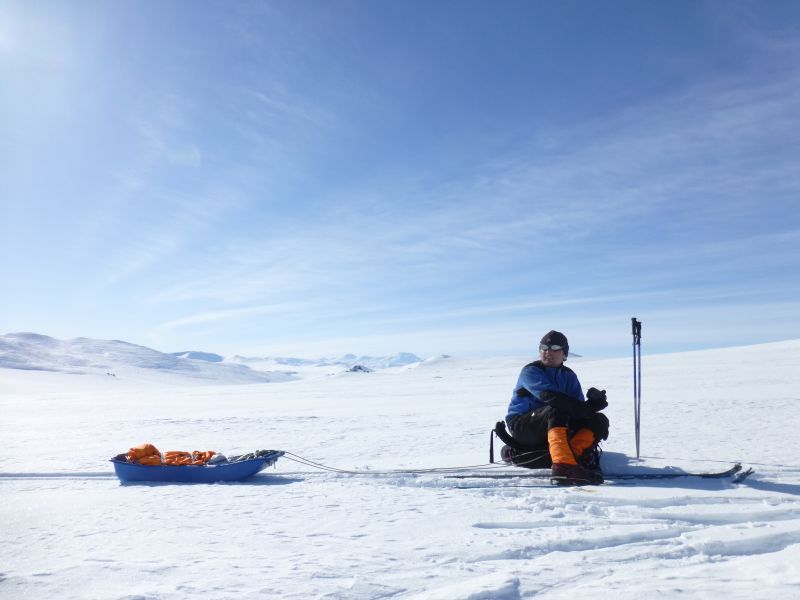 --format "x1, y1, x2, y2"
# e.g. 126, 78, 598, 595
2, 339, 800, 599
